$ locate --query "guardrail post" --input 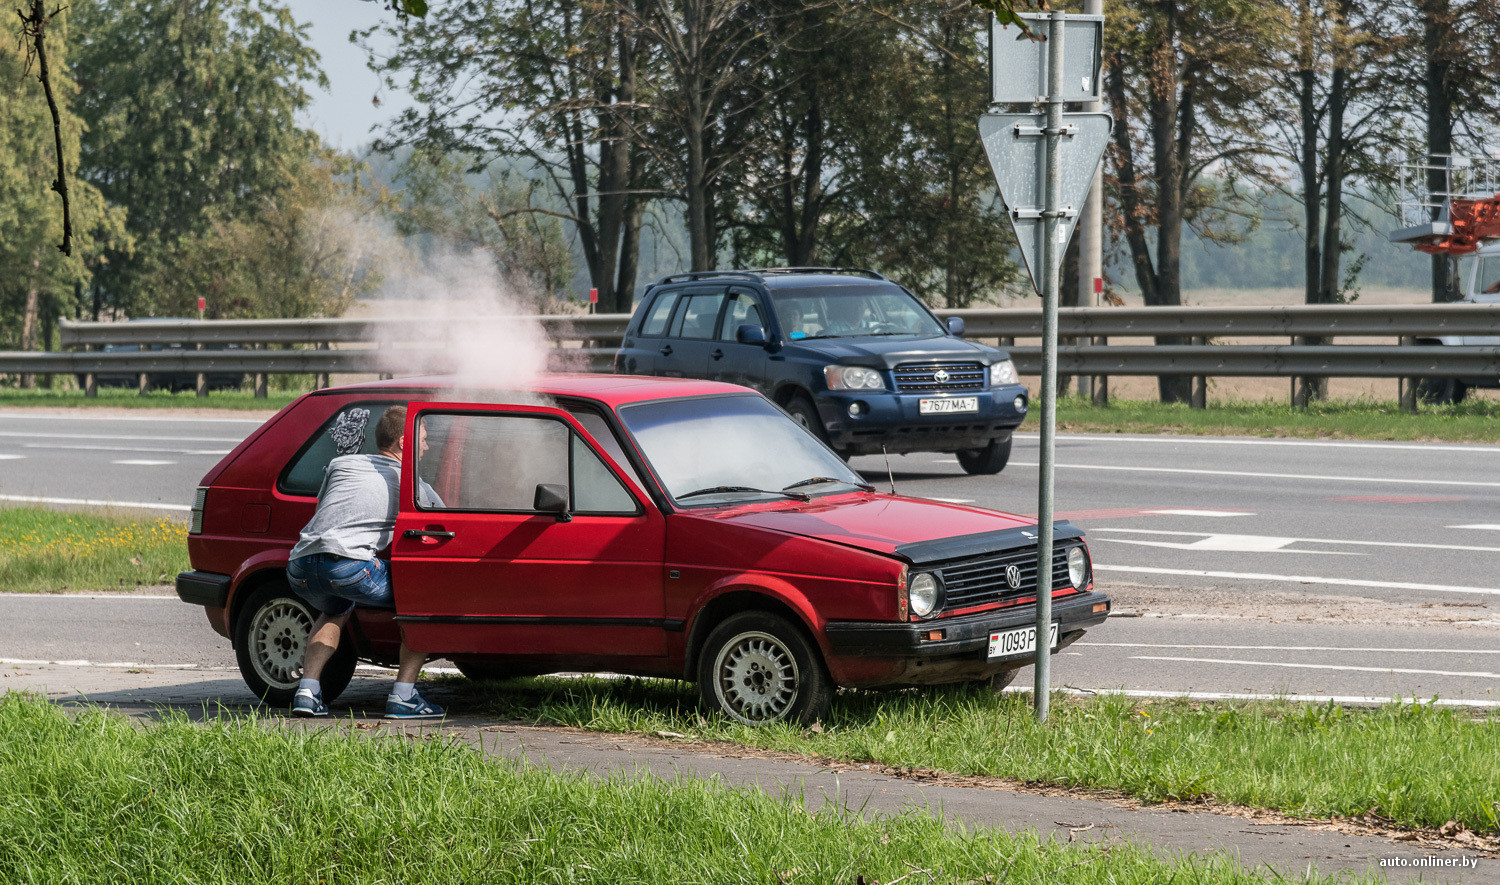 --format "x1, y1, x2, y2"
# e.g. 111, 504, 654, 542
1091, 336, 1108, 406
315, 341, 329, 389
253, 344, 267, 399
1290, 336, 1300, 407
1190, 337, 1206, 409
82, 344, 97, 397
195, 342, 208, 398
1399, 336, 1418, 414
137, 371, 149, 396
